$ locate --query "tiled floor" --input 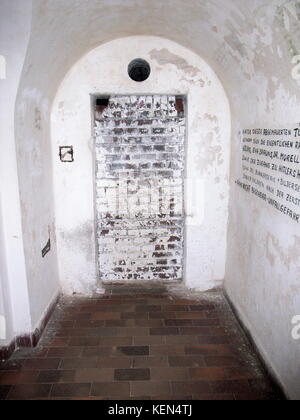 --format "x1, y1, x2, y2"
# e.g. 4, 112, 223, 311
0, 284, 284, 400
